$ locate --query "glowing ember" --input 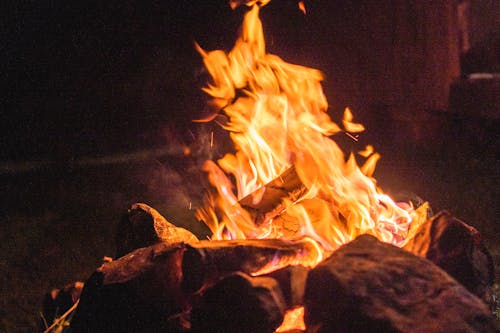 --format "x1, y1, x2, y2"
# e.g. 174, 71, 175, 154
195, 1, 427, 269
